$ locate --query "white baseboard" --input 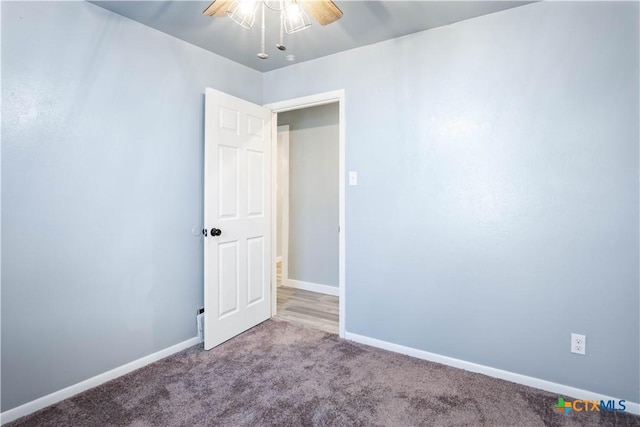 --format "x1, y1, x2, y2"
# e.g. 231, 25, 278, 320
344, 331, 640, 416
0, 336, 200, 425
284, 279, 339, 296
4, 332, 637, 423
